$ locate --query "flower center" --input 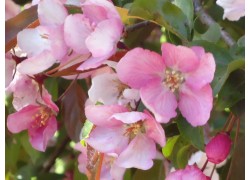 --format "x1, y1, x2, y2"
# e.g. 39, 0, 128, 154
32, 107, 52, 128
164, 69, 184, 92
124, 121, 145, 139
